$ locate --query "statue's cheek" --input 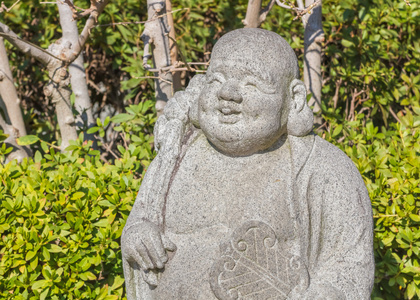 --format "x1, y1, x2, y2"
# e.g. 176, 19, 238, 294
199, 91, 218, 113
